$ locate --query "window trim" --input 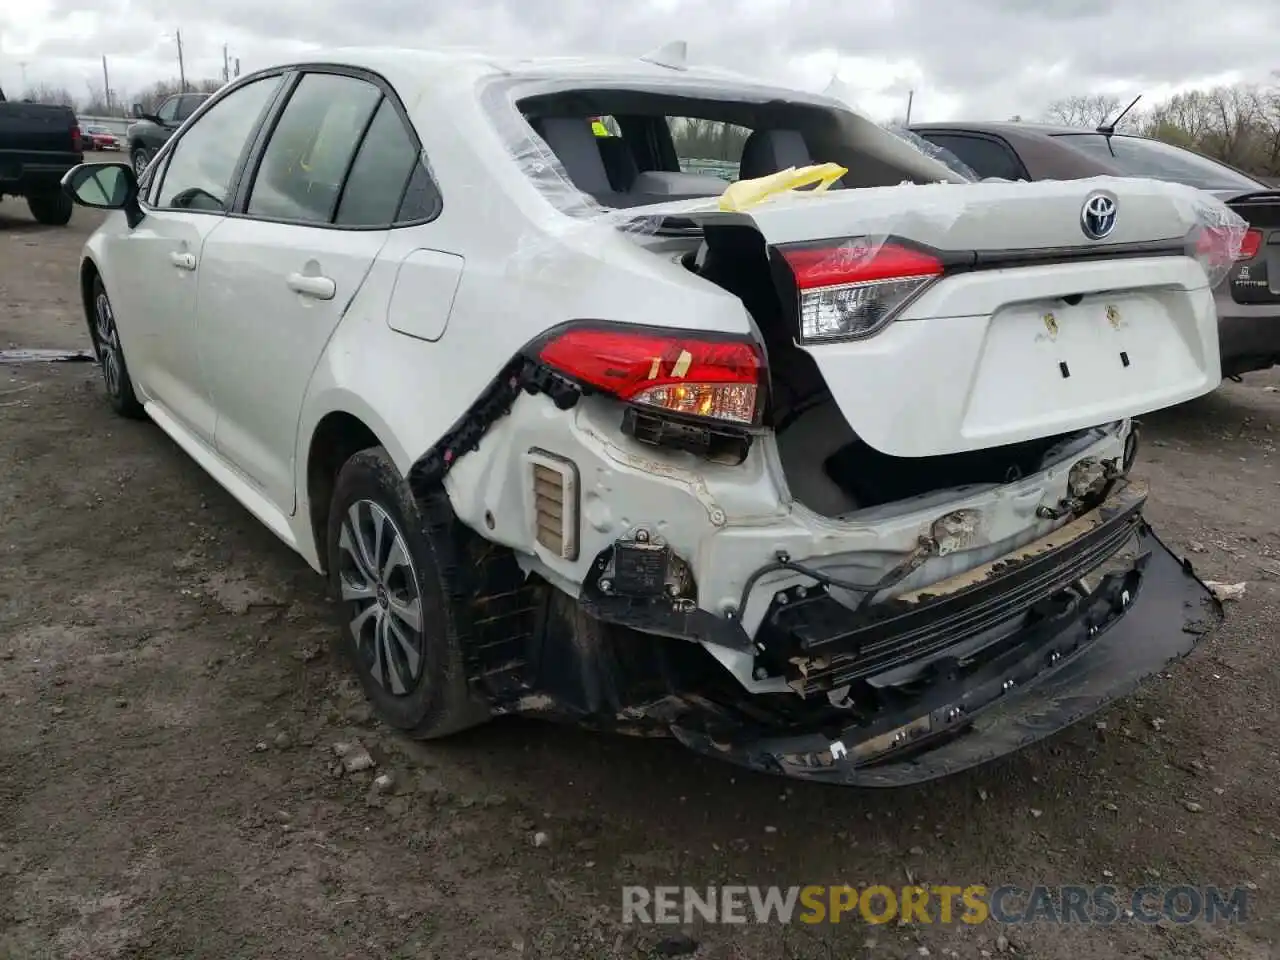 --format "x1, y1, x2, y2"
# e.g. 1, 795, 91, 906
142, 70, 292, 217
911, 129, 1031, 182
228, 62, 443, 232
